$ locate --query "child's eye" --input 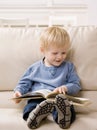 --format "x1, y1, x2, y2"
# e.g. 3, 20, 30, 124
62, 52, 66, 55
52, 52, 58, 55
